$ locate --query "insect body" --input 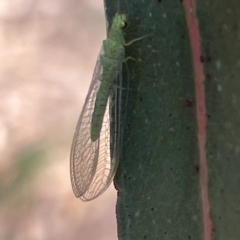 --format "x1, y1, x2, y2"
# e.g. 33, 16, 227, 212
70, 13, 148, 201
91, 14, 126, 142
70, 13, 127, 201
